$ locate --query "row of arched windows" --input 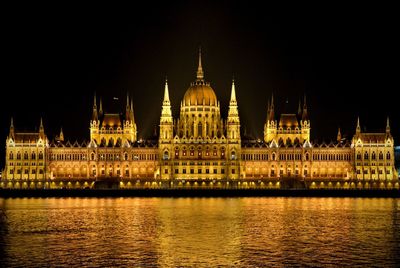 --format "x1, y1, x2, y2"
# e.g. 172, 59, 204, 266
242, 152, 352, 162
9, 151, 43, 160
356, 151, 390, 160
